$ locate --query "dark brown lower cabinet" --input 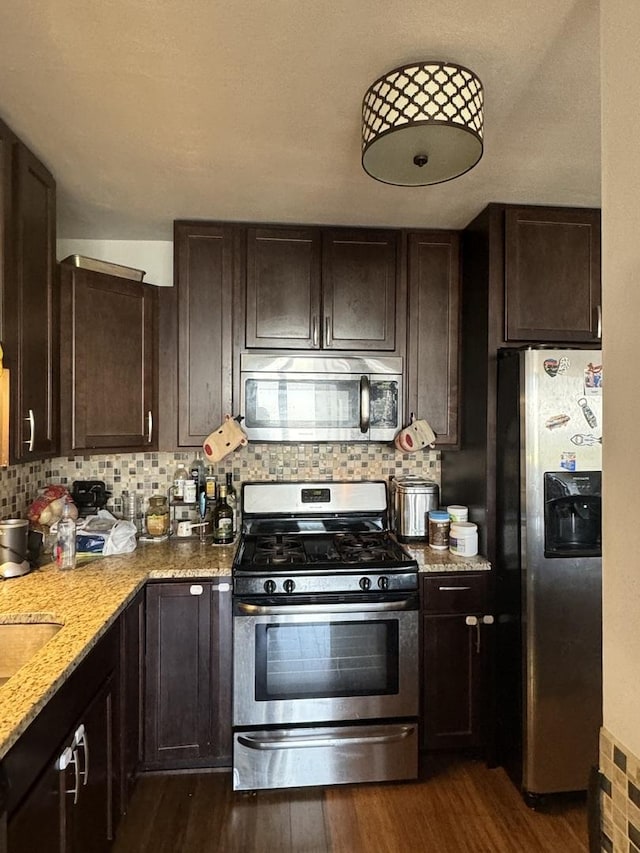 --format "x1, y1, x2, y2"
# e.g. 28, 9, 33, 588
4, 627, 119, 853
2, 593, 144, 853
421, 573, 491, 751
144, 579, 232, 770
